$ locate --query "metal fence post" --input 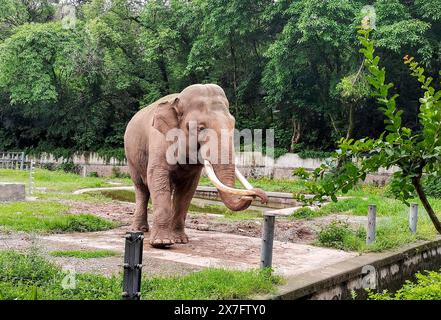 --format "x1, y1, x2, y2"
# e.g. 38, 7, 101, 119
28, 160, 34, 196
366, 204, 376, 244
122, 231, 144, 300
261, 213, 275, 269
409, 203, 418, 234
20, 152, 24, 170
